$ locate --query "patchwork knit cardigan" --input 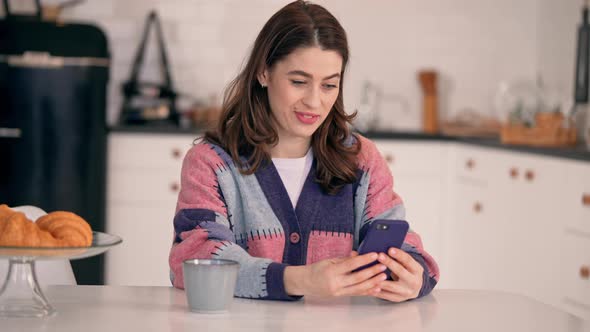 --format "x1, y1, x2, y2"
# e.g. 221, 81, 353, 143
169, 134, 440, 300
